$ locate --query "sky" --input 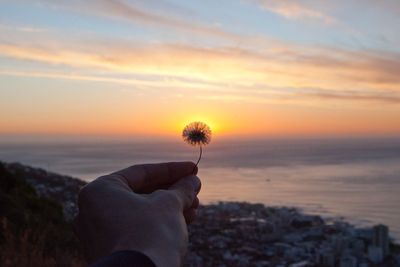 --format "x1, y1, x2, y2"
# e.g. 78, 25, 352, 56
1, 0, 400, 138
